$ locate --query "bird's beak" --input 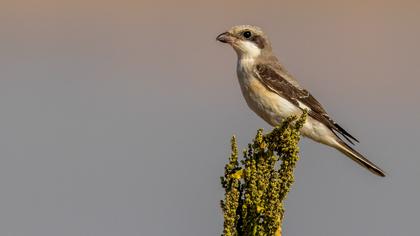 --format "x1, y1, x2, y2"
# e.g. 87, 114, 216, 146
216, 32, 234, 44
